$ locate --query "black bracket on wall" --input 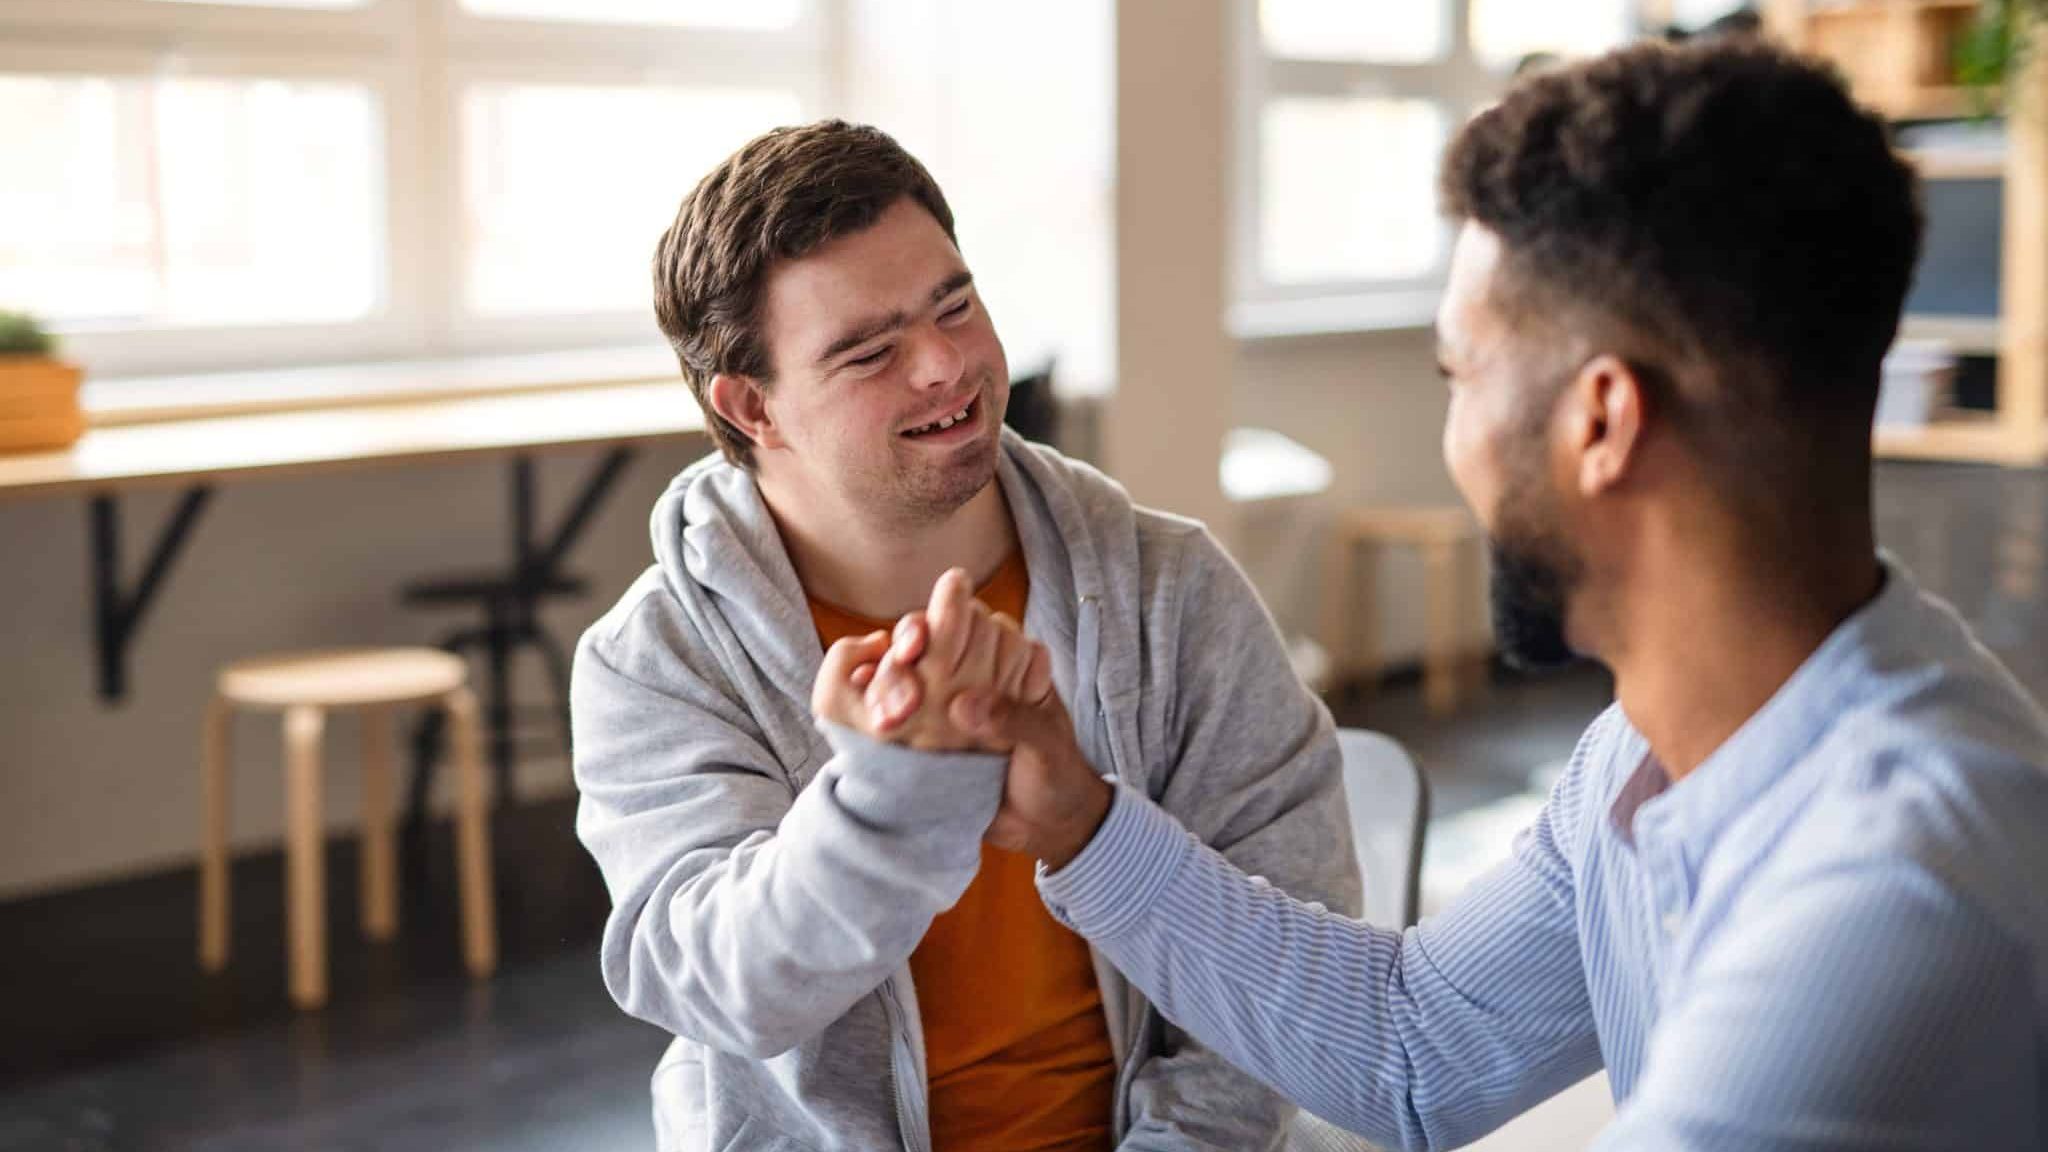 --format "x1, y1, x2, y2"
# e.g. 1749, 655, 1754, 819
92, 486, 214, 703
